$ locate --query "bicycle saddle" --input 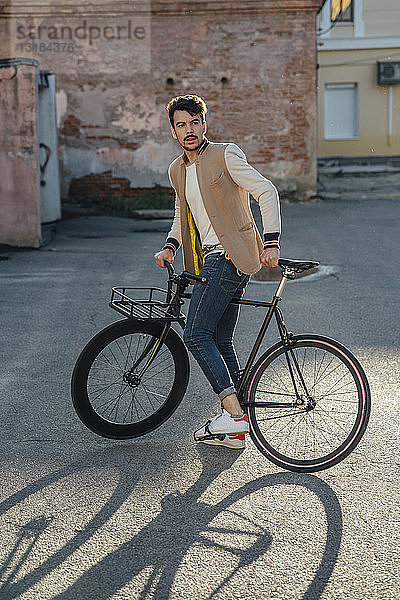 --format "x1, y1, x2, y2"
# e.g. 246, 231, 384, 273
278, 259, 319, 273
